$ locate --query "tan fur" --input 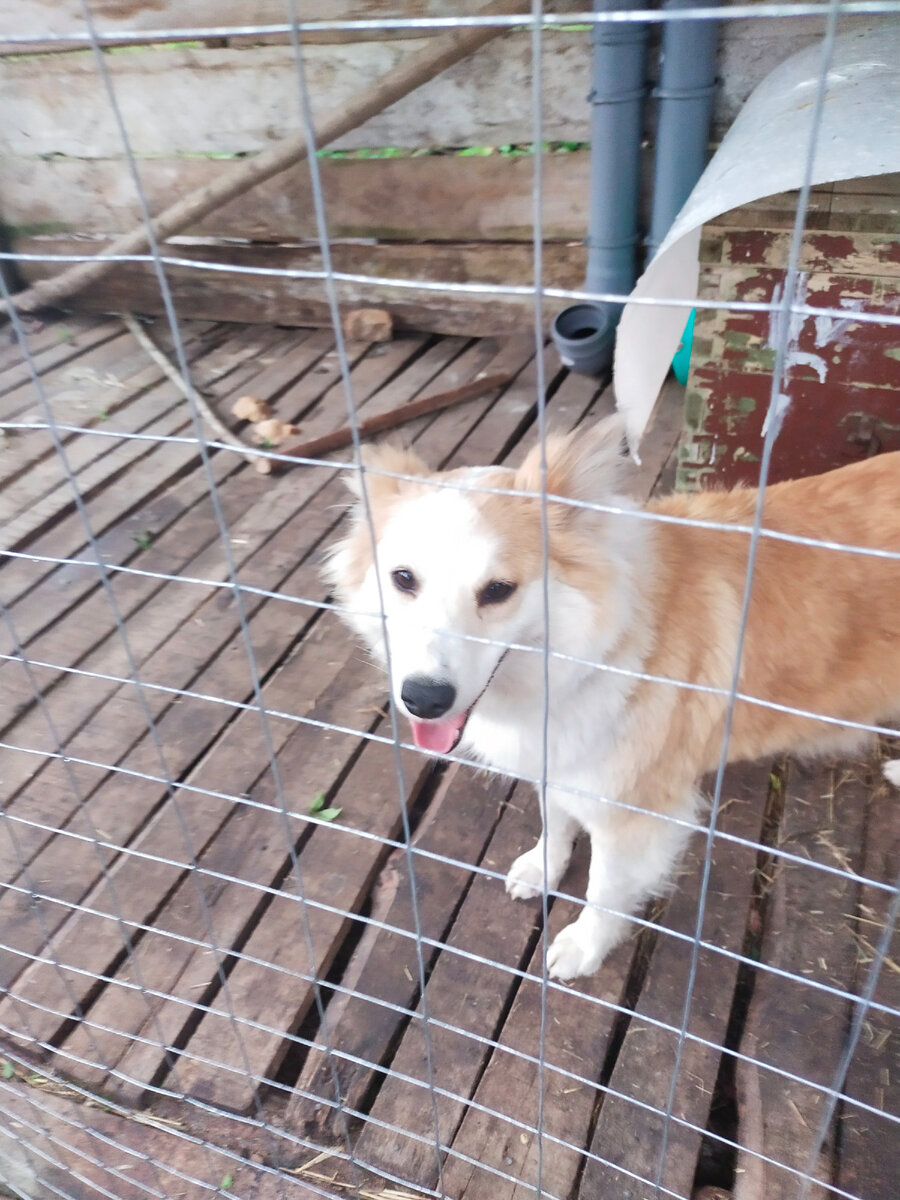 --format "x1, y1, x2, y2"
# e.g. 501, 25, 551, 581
647, 455, 900, 773
336, 438, 900, 795
491, 446, 900, 816
327, 426, 900, 978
